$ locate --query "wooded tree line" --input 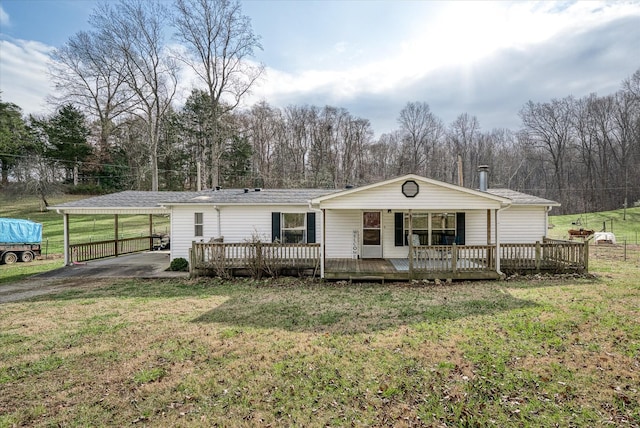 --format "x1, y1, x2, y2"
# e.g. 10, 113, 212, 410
0, 0, 638, 215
